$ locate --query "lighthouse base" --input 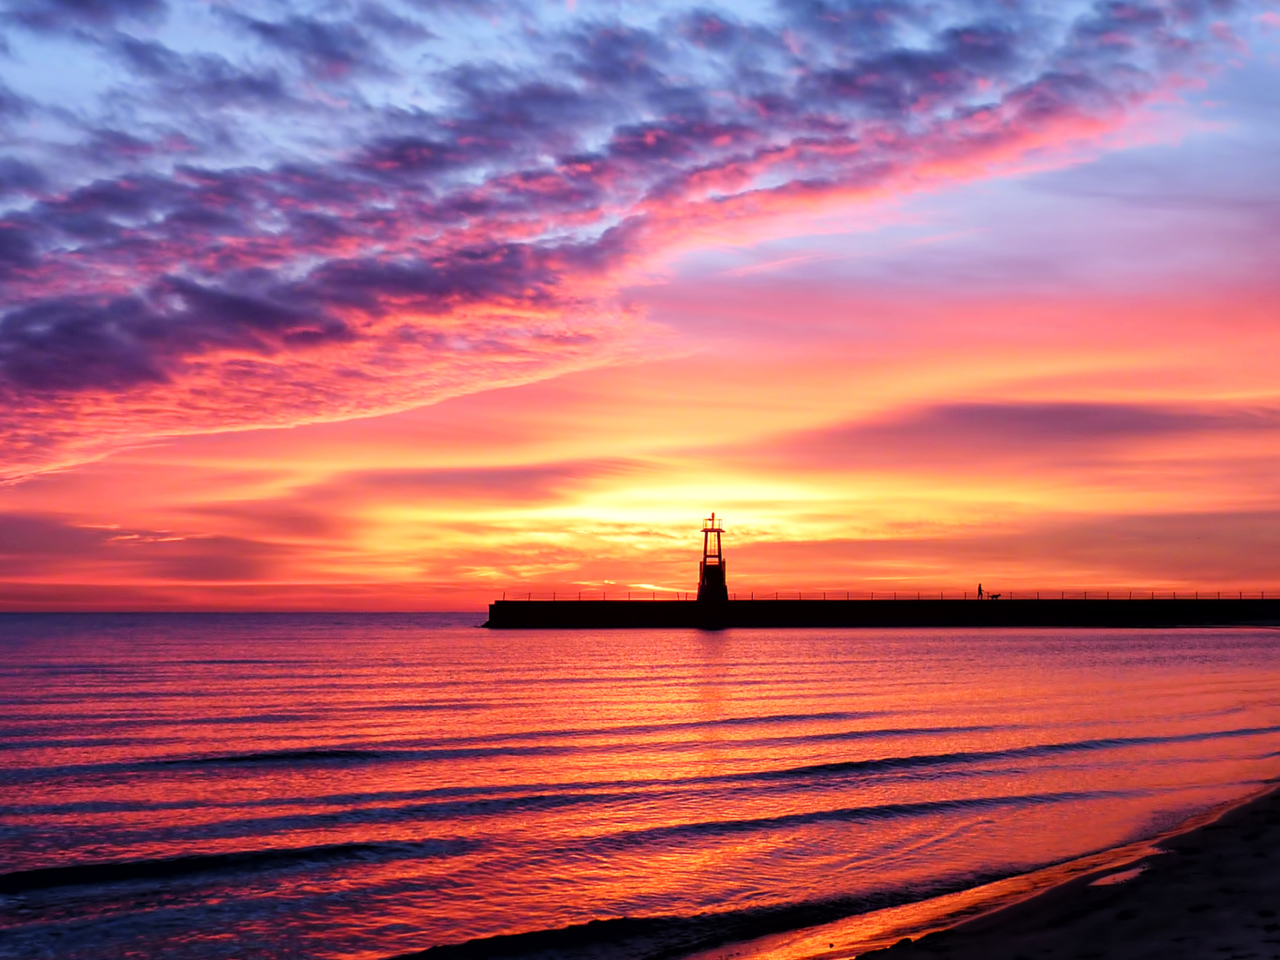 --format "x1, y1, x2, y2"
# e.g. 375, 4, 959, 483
696, 563, 728, 602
